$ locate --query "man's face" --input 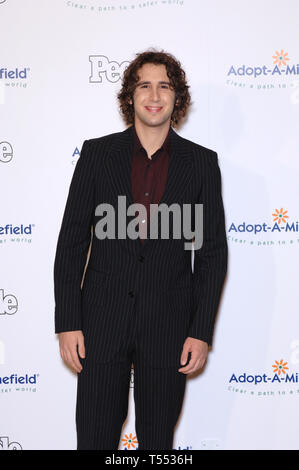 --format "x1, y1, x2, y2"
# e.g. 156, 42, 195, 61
130, 63, 176, 128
